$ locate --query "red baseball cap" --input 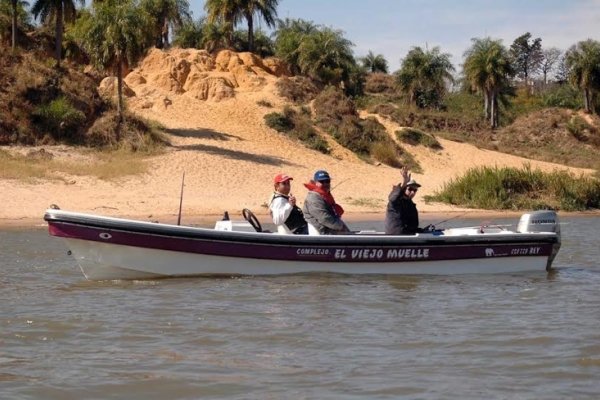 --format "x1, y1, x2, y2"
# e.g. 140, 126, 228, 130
274, 173, 293, 184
